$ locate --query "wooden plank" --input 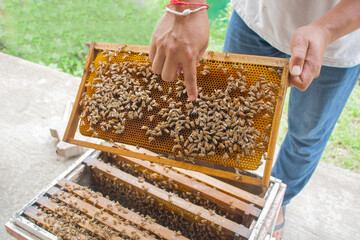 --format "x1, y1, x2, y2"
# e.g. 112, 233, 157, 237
84, 157, 251, 238
46, 187, 155, 240
84, 41, 289, 67
173, 166, 266, 208
258, 184, 286, 239
57, 179, 189, 240
23, 206, 88, 240
113, 154, 261, 217
36, 196, 124, 240
5, 222, 33, 240
69, 138, 263, 186
63, 41, 96, 142
261, 65, 289, 186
